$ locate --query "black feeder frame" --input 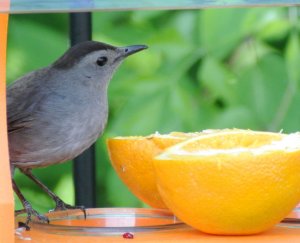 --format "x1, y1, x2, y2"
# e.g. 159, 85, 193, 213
70, 12, 96, 208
